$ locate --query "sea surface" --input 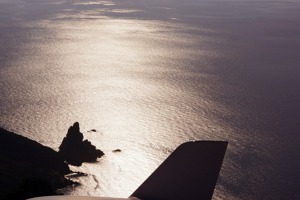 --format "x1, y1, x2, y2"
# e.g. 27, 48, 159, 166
1, 0, 300, 199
